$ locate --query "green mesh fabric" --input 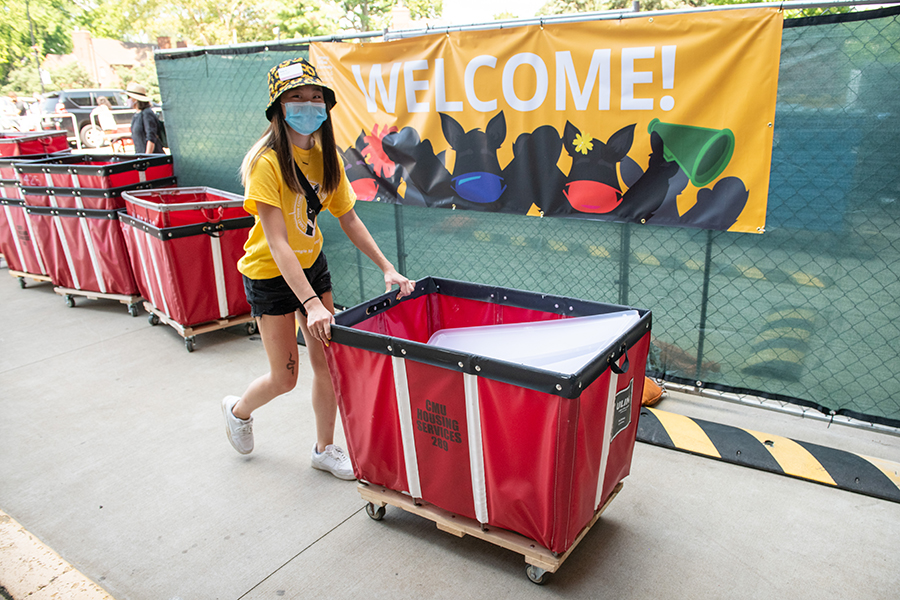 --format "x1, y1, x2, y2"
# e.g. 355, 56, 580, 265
156, 8, 900, 427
